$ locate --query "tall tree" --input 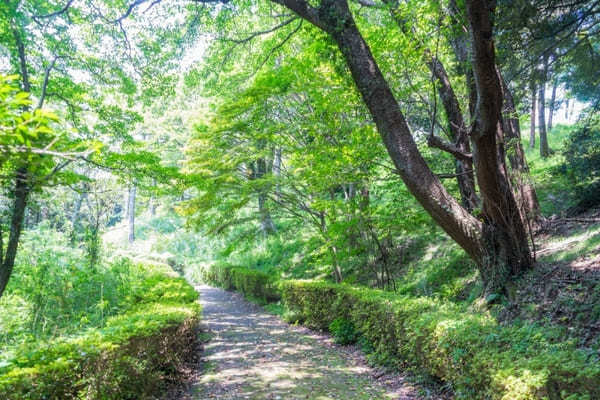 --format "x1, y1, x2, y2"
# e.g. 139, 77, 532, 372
127, 185, 136, 243
538, 62, 550, 158
267, 0, 531, 292
530, 80, 536, 148
548, 80, 557, 130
